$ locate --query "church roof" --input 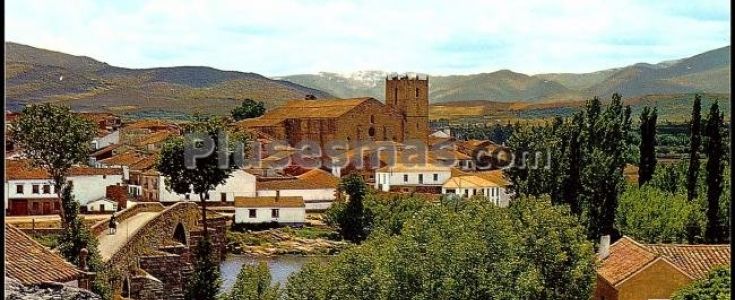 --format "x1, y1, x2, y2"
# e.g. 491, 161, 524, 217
237, 98, 376, 128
